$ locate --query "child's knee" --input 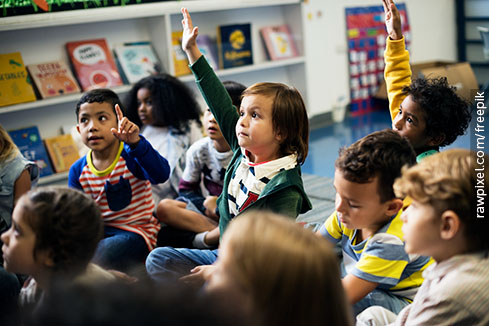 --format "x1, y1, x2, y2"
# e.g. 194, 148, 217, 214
156, 199, 177, 222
